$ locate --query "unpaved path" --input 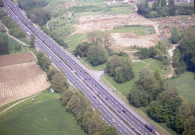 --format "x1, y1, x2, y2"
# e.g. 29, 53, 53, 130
0, 93, 40, 115
167, 44, 177, 78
